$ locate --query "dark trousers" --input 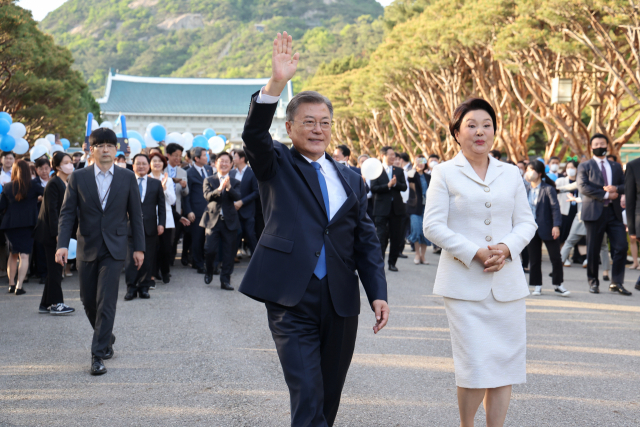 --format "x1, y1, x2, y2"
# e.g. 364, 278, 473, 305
171, 211, 184, 265
239, 215, 257, 254
527, 232, 563, 287
156, 228, 174, 278
190, 216, 205, 269
584, 205, 628, 286
125, 235, 157, 290
396, 212, 410, 254
204, 220, 237, 284
266, 275, 358, 427
375, 212, 403, 266
40, 241, 63, 307
521, 246, 529, 269
30, 240, 47, 279
78, 242, 123, 358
